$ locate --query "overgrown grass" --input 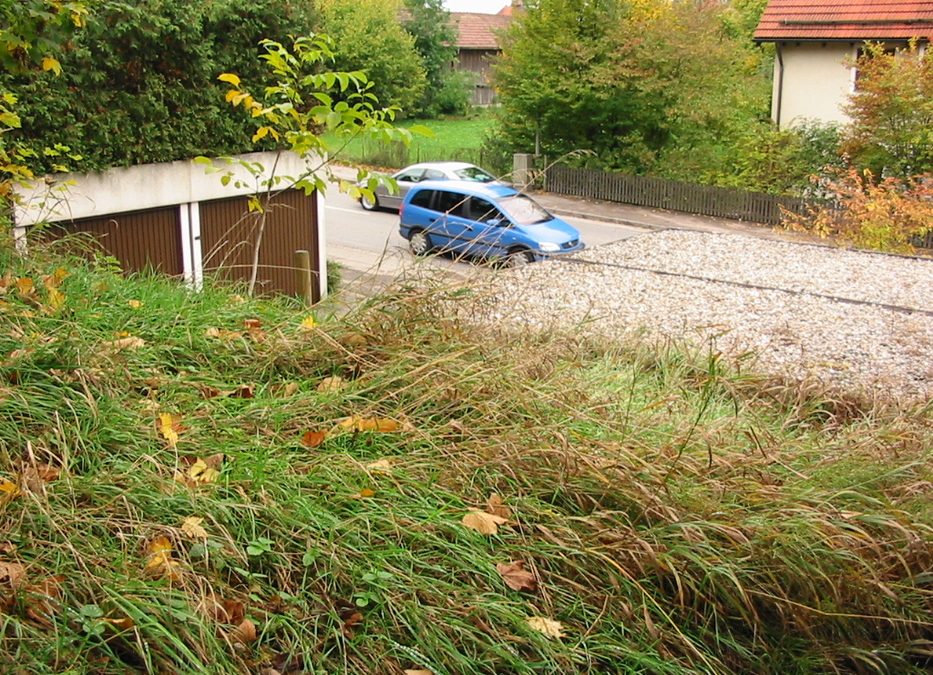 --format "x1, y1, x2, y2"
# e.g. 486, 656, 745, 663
1, 240, 931, 674
328, 114, 496, 173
